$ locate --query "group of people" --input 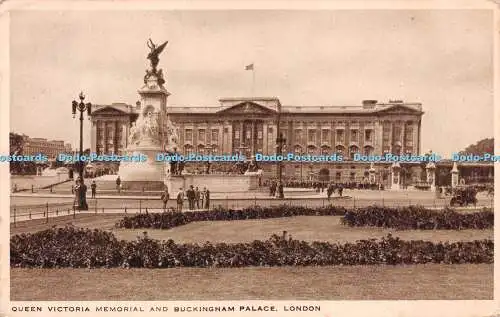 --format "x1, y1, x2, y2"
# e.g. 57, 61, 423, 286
72, 177, 89, 210
326, 183, 344, 200
268, 180, 284, 199
161, 185, 211, 212
265, 180, 385, 191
